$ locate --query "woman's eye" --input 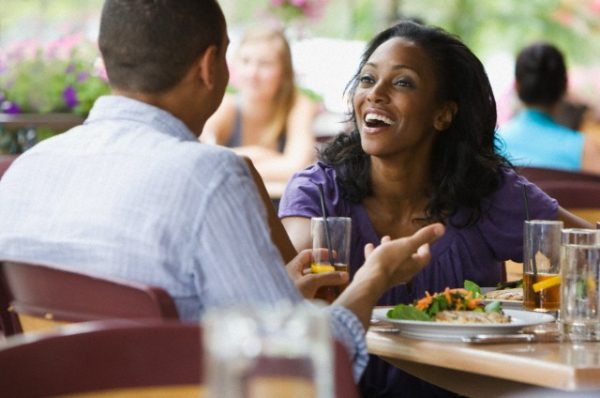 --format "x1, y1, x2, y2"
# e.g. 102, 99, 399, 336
394, 79, 413, 88
358, 75, 374, 84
